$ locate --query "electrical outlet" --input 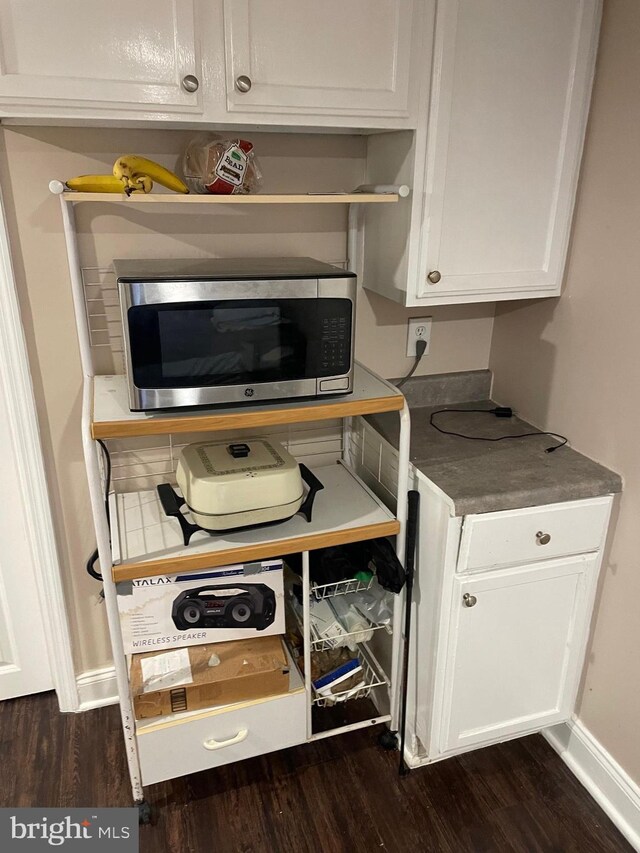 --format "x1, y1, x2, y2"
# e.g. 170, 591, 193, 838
406, 317, 432, 357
